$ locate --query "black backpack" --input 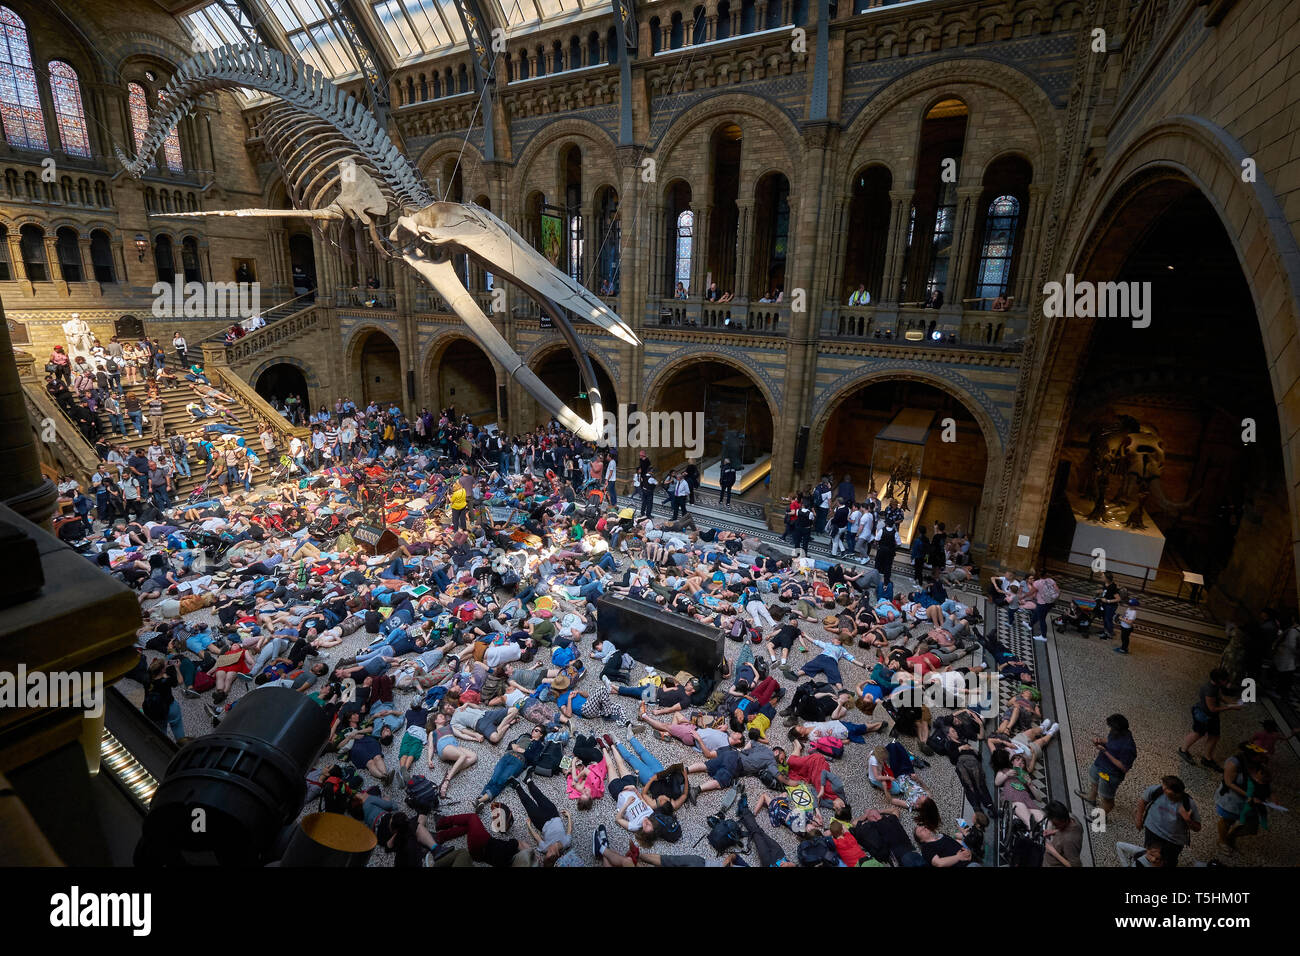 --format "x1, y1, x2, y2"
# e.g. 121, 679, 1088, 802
797, 835, 841, 867
706, 814, 745, 853
651, 810, 682, 843
404, 774, 439, 814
